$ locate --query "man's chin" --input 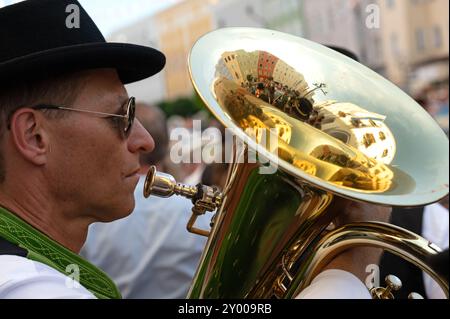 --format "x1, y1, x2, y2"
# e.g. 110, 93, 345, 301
96, 199, 135, 222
